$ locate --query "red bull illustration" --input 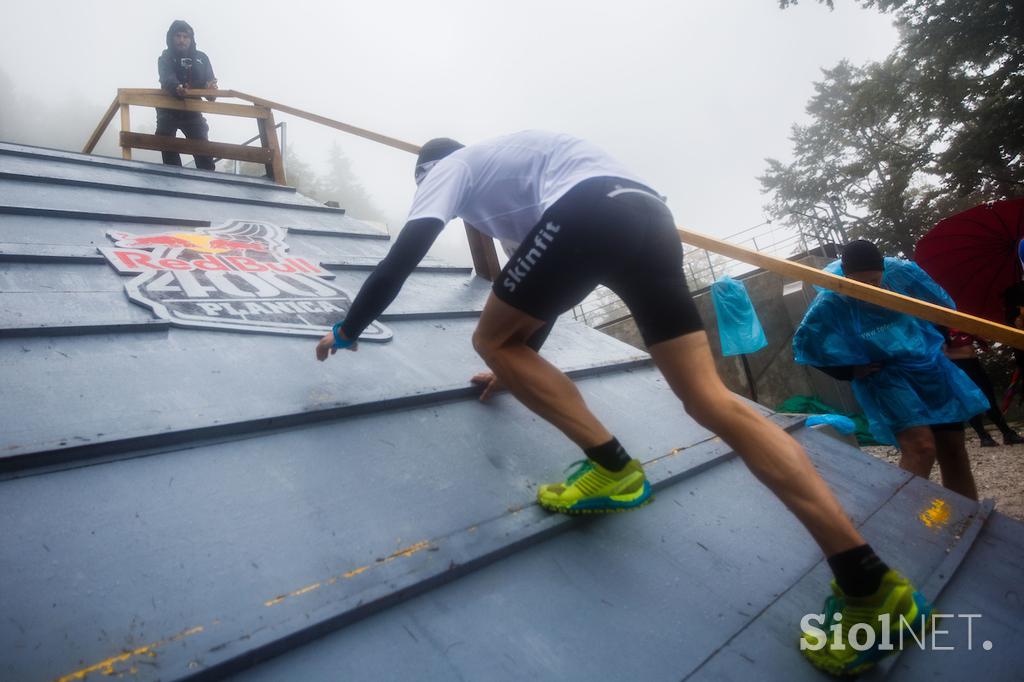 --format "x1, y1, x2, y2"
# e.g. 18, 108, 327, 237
98, 220, 392, 341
